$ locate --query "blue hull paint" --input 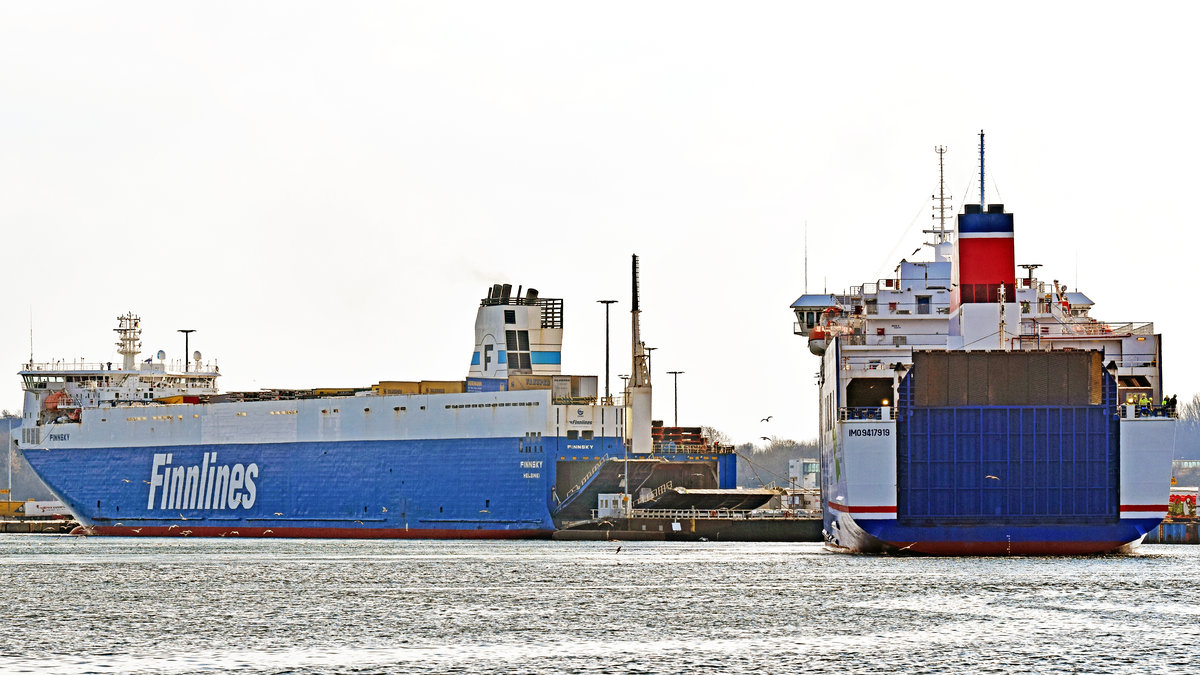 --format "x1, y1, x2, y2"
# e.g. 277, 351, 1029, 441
21, 437, 556, 537
858, 518, 1162, 546
824, 509, 1160, 555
